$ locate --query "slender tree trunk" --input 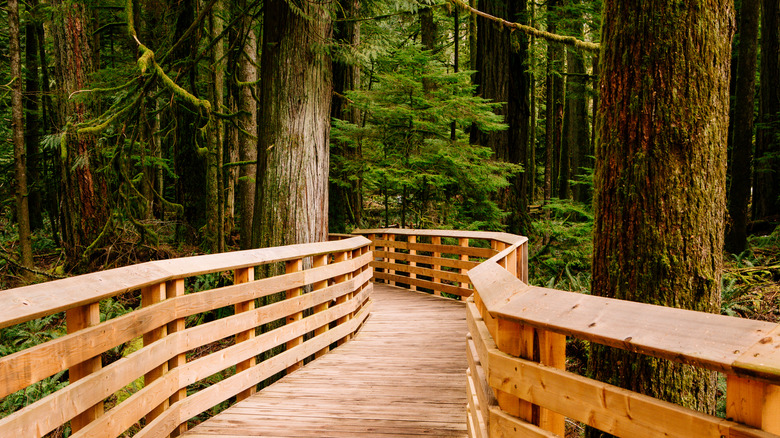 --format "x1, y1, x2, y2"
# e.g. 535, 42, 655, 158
10, 0, 34, 278
544, 0, 564, 202
37, 15, 58, 244
528, 0, 537, 204
471, 0, 531, 234
562, 2, 591, 203
726, 0, 760, 253
25, 0, 43, 231
753, 0, 780, 222
238, 17, 258, 249
469, 0, 478, 72
252, 0, 333, 251
52, 0, 111, 267
206, 0, 226, 253
587, 3, 733, 436
329, 0, 362, 232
